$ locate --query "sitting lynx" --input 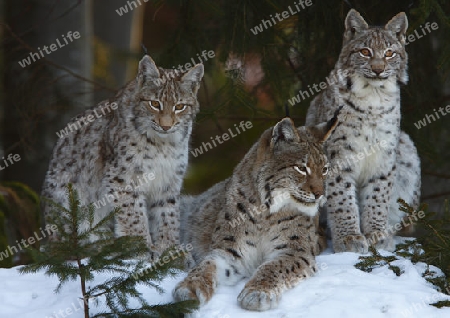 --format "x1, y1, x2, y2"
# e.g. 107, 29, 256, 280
173, 114, 338, 311
41, 55, 204, 256
305, 10, 421, 253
